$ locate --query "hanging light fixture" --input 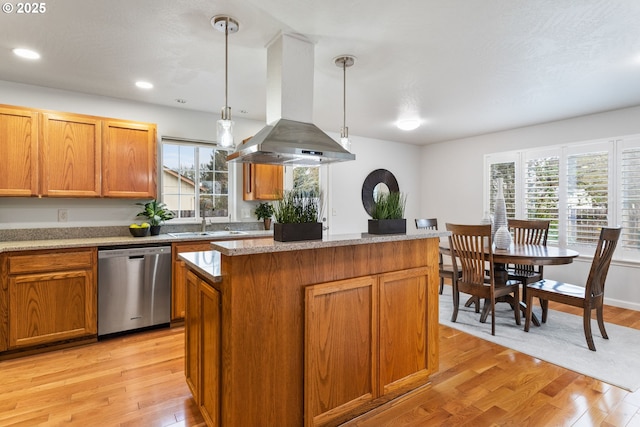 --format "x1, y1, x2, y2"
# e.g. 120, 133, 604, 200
334, 55, 355, 151
211, 15, 239, 148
